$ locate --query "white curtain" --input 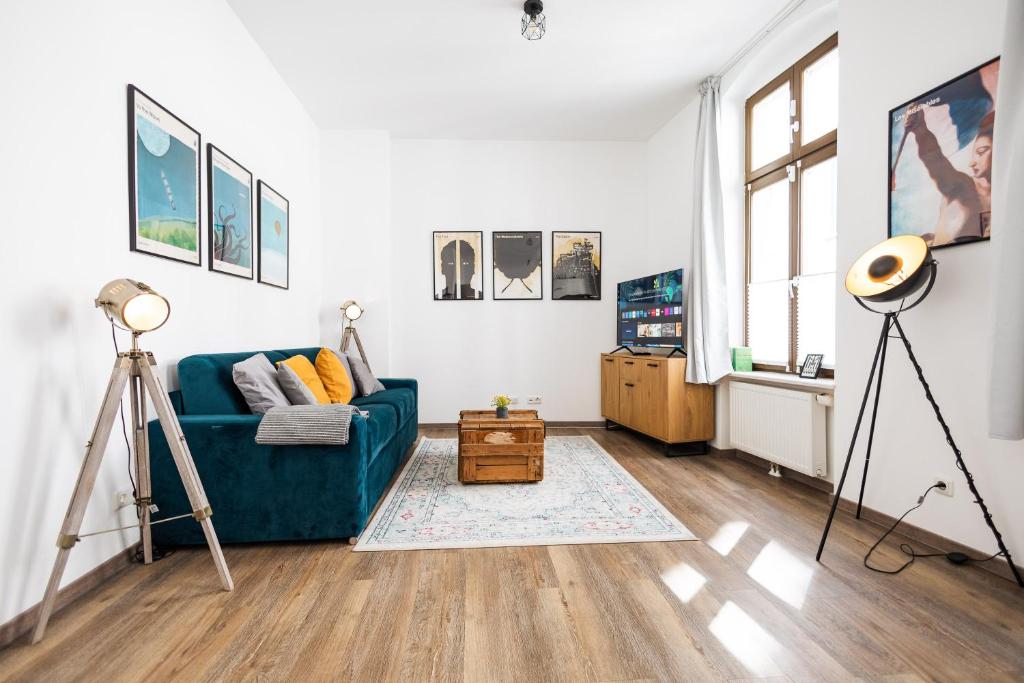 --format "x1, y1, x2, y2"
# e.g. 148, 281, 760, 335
988, 1, 1024, 439
686, 76, 734, 384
